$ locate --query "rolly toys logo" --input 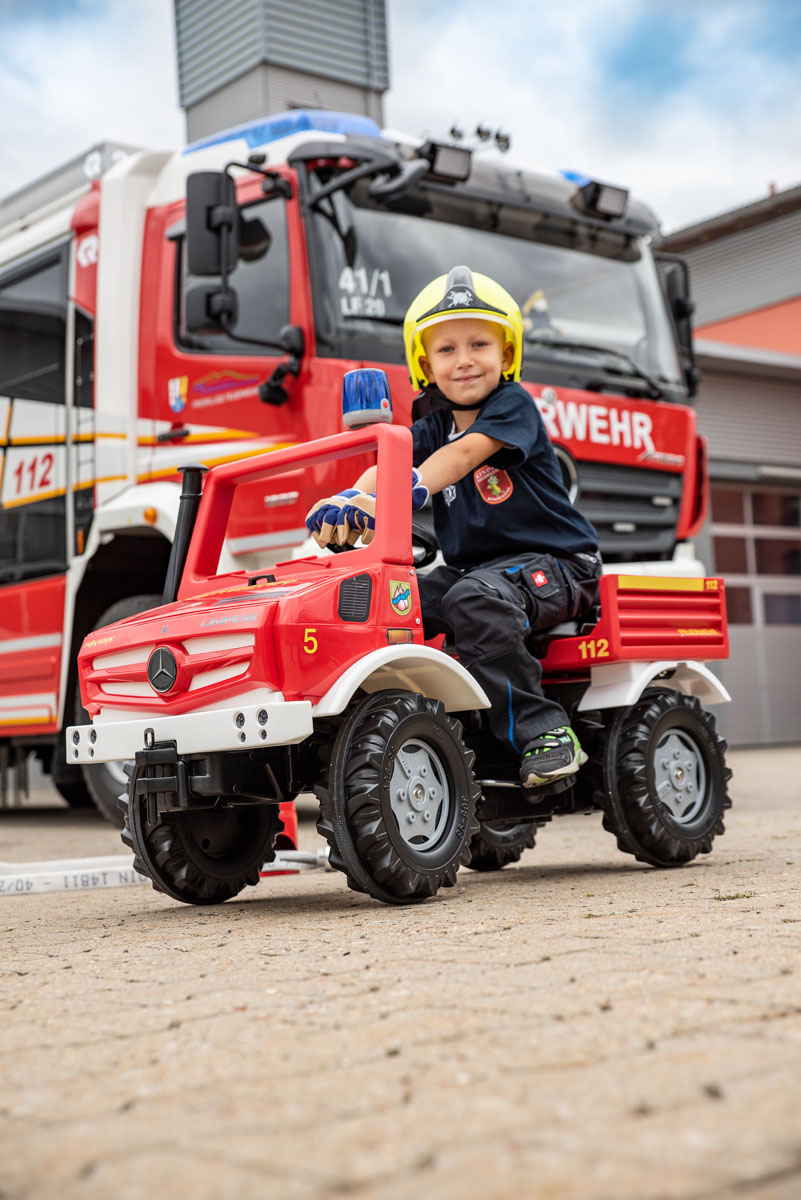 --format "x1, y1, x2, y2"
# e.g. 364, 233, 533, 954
389, 580, 412, 616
